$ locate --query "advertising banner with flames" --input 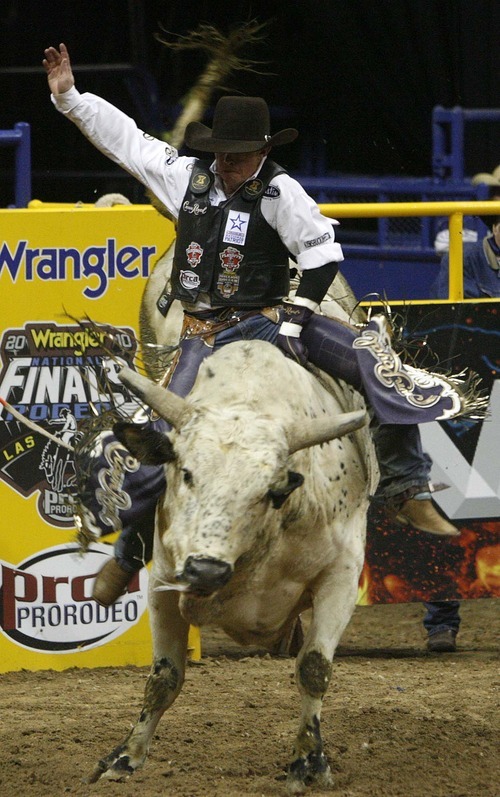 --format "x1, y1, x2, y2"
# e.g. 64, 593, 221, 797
0, 203, 178, 672
362, 301, 500, 605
